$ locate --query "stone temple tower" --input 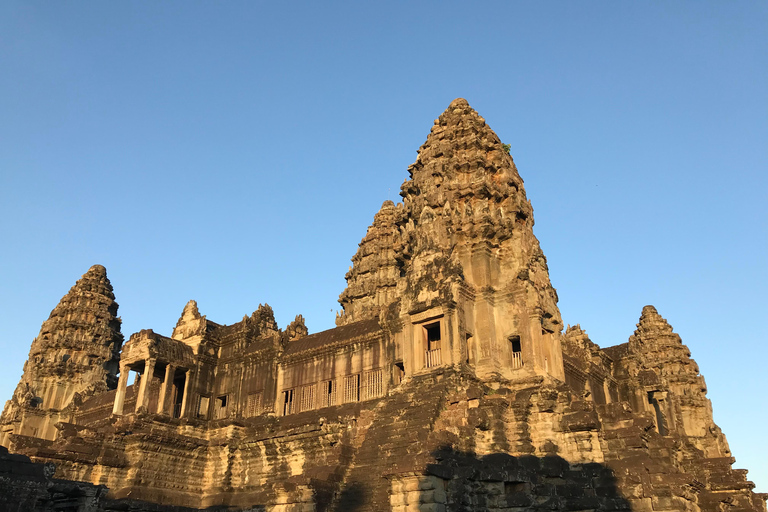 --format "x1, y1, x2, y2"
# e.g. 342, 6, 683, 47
0, 265, 123, 443
339, 98, 564, 382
